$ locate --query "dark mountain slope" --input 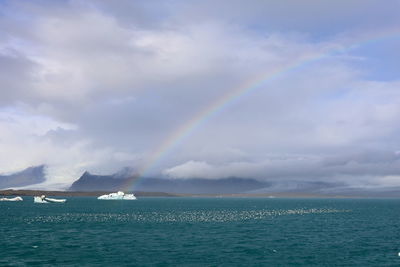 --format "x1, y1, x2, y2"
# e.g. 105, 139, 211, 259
69, 169, 269, 194
0, 165, 46, 189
